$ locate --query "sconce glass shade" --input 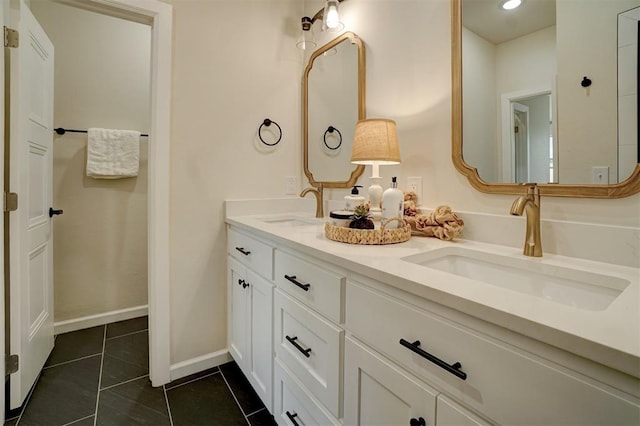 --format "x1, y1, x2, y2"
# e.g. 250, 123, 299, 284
296, 16, 317, 50
322, 0, 343, 31
351, 119, 401, 165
